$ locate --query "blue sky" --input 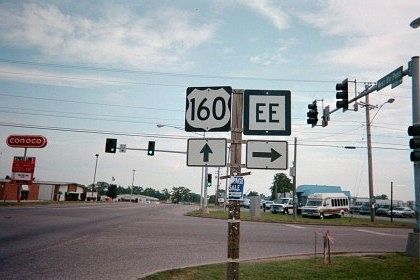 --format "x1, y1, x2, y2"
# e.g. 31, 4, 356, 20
0, 0, 419, 201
